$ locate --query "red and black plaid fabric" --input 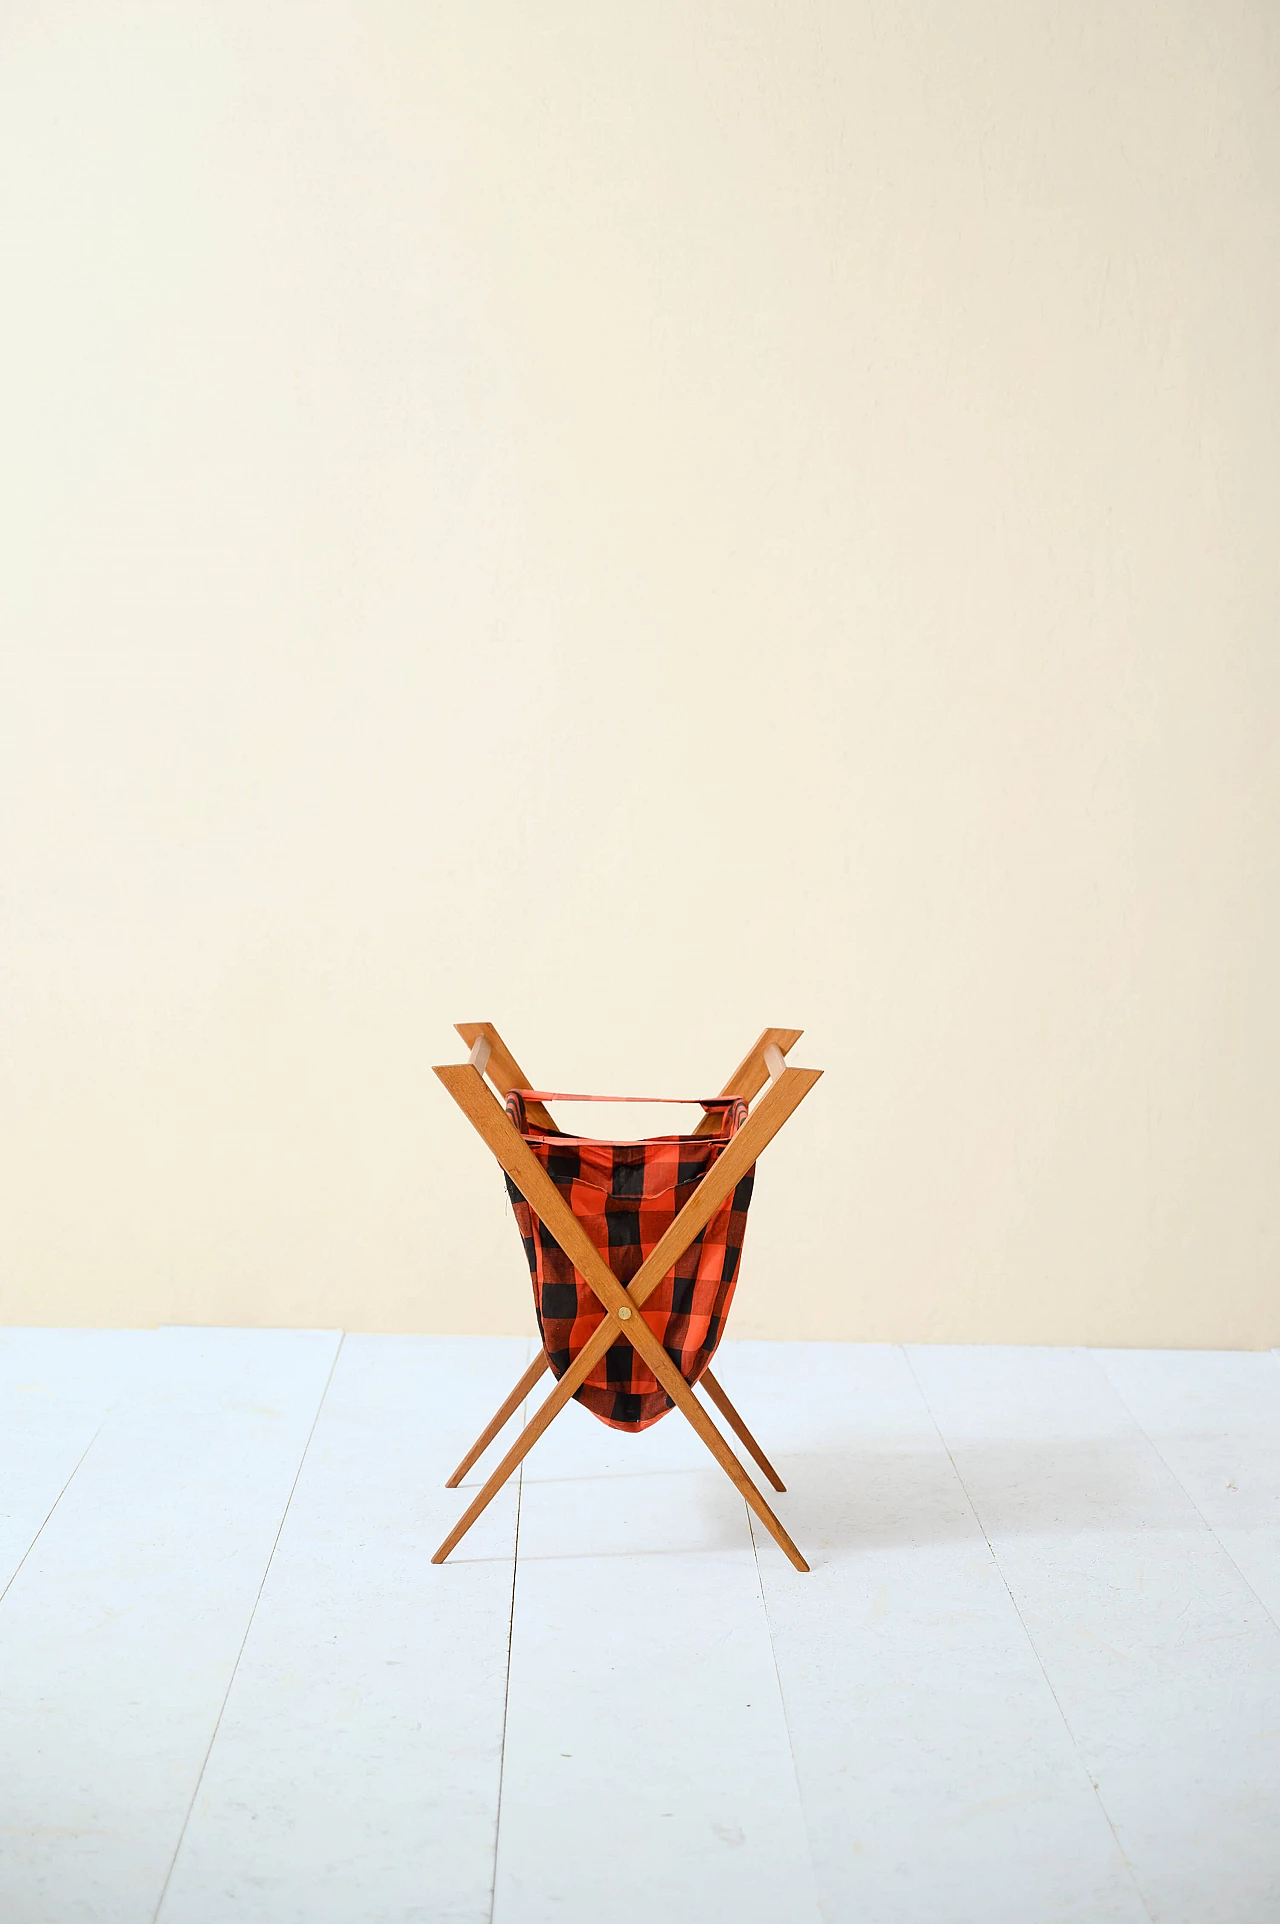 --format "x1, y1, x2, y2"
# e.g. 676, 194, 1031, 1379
503, 1090, 755, 1432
